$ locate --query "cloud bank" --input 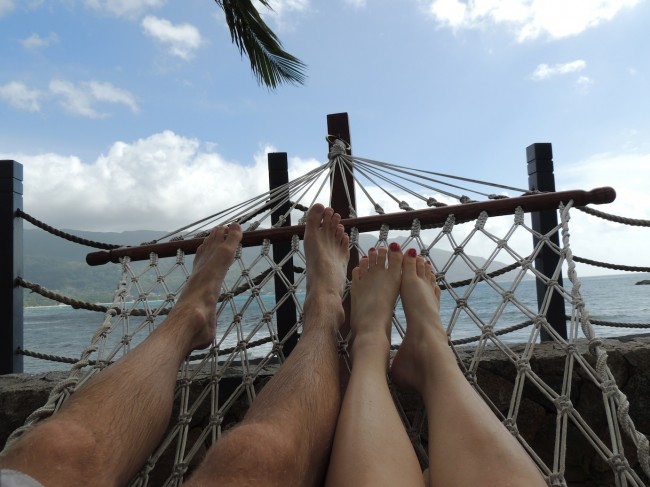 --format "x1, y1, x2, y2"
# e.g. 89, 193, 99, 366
425, 0, 640, 41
